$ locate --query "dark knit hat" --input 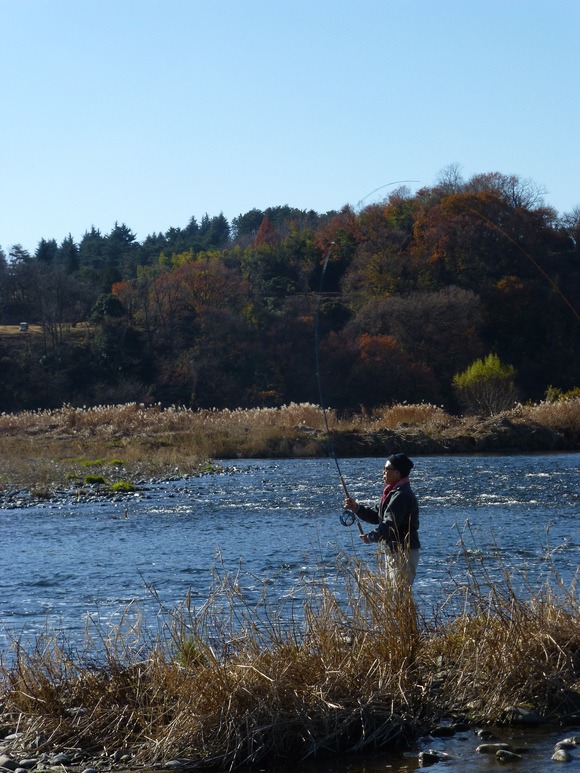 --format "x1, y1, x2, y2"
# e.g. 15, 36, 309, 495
387, 453, 414, 478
